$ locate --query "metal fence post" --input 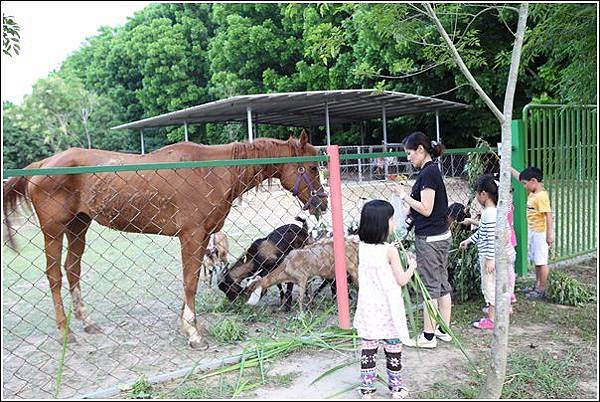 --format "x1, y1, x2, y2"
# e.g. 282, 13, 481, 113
357, 146, 362, 183
326, 145, 351, 329
512, 119, 528, 276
